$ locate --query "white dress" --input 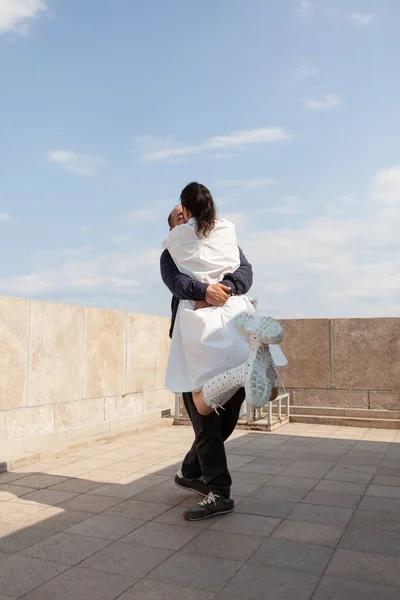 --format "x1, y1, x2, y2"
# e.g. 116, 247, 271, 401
165, 218, 255, 393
